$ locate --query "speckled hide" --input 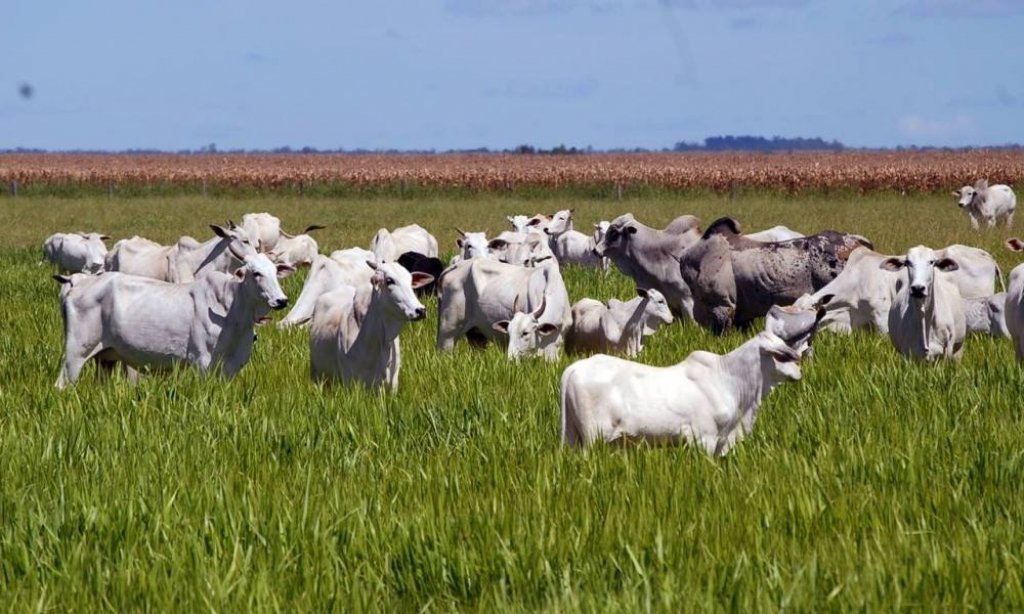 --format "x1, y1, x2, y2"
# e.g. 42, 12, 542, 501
680, 217, 872, 334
